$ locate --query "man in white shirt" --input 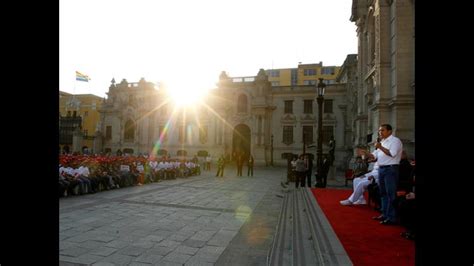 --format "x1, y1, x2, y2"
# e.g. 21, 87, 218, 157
364, 124, 403, 225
